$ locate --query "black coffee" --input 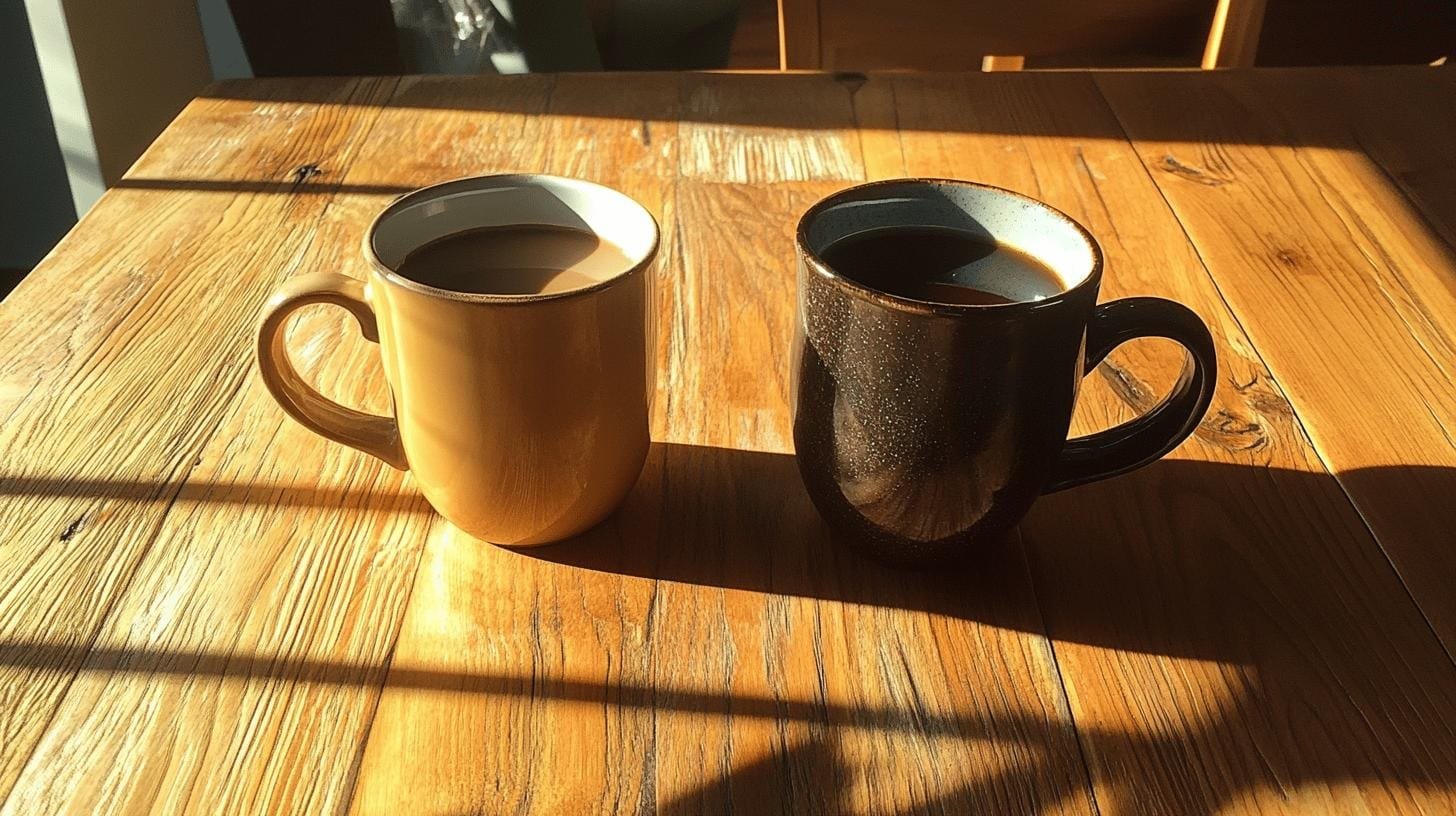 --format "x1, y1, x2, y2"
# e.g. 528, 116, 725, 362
819, 226, 1063, 306
397, 224, 632, 295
